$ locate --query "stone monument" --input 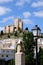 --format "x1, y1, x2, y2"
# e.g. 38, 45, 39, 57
15, 39, 25, 65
